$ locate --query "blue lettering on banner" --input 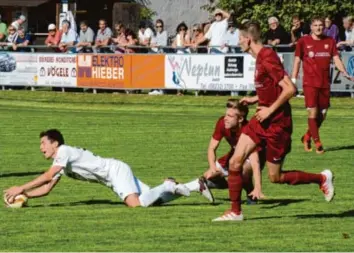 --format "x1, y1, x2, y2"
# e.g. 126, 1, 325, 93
347, 56, 354, 76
